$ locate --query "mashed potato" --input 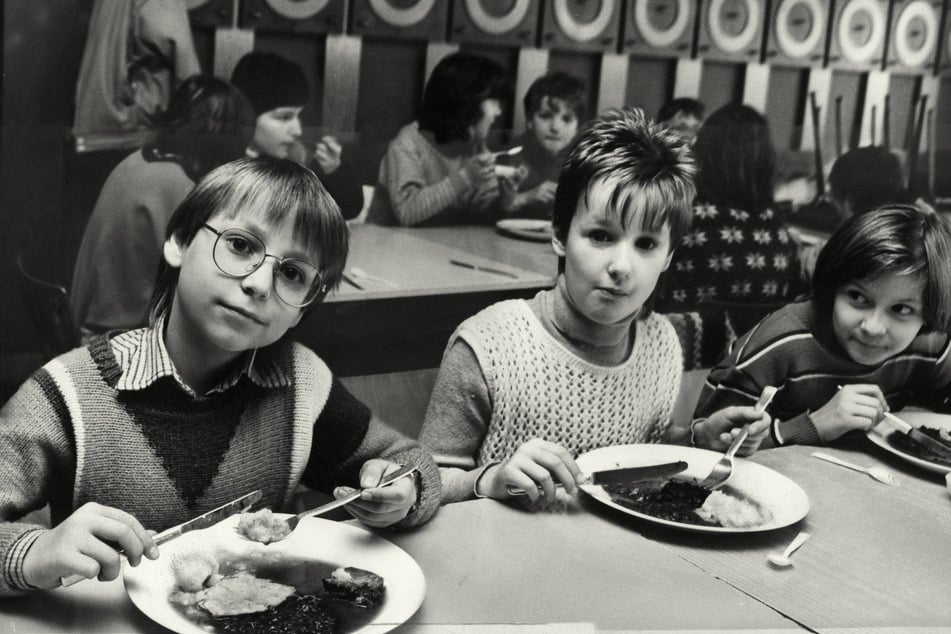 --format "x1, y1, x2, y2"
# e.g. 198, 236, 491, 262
695, 489, 772, 528
236, 508, 291, 544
